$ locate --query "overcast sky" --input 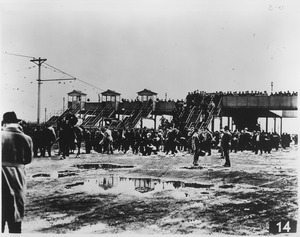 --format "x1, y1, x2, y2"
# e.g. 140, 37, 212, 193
1, 0, 299, 122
